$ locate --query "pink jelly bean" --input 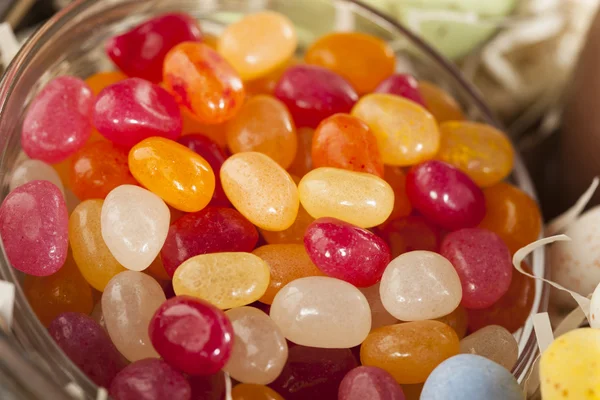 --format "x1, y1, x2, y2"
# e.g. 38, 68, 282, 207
339, 366, 406, 400
93, 78, 182, 148
374, 74, 426, 108
149, 296, 234, 375
188, 372, 227, 400
274, 65, 358, 128
304, 217, 391, 287
106, 13, 203, 83
440, 228, 513, 309
0, 180, 68, 276
21, 76, 93, 163
110, 358, 191, 400
48, 312, 125, 388
161, 207, 258, 277
406, 161, 485, 231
